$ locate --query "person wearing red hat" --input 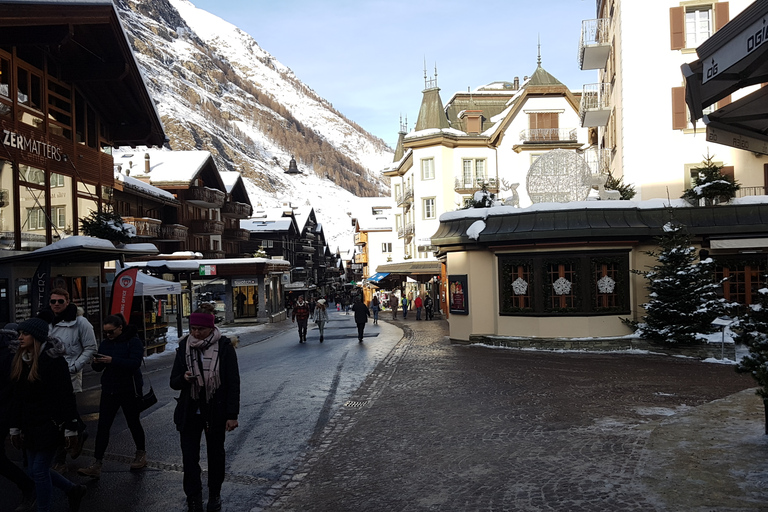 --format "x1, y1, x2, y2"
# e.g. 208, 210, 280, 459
171, 311, 240, 512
